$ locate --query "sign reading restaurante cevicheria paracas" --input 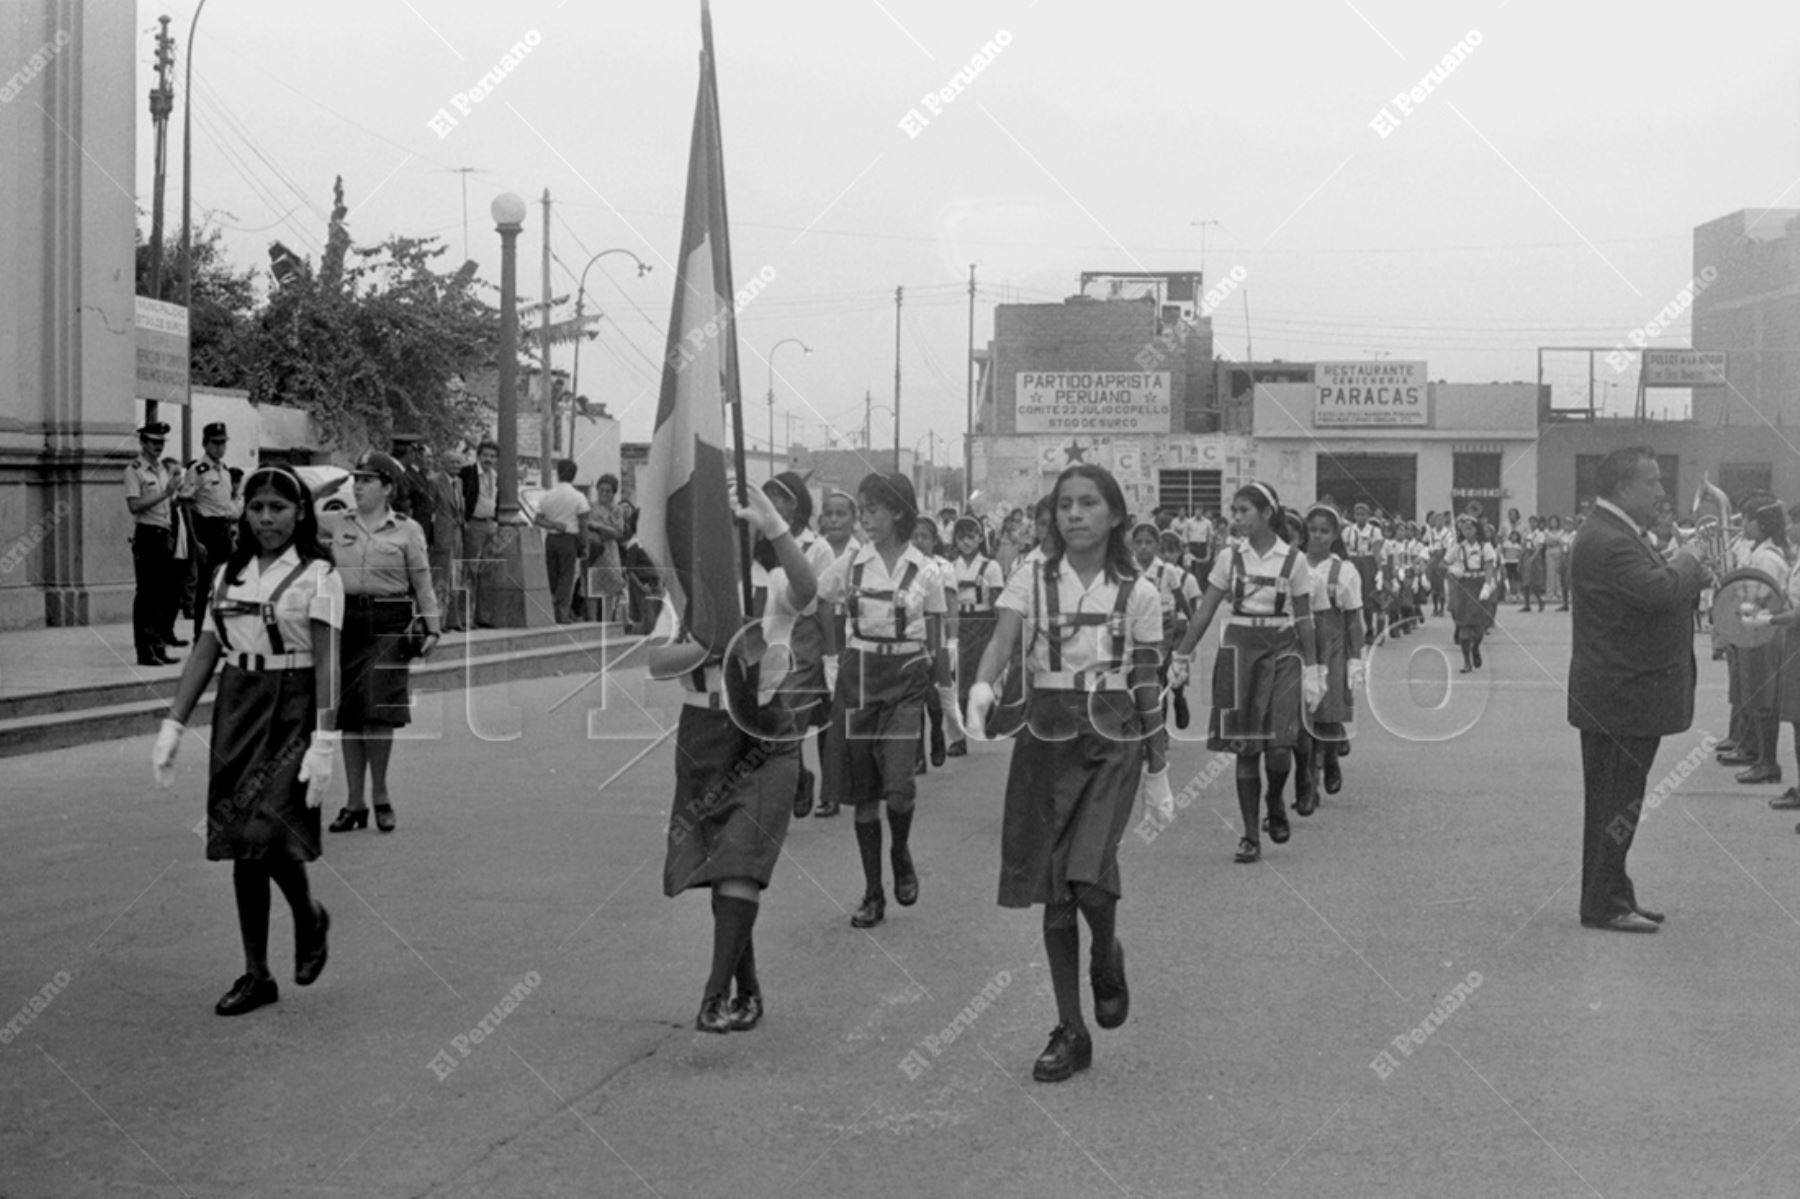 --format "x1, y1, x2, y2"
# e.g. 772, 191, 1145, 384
1313, 361, 1427, 426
